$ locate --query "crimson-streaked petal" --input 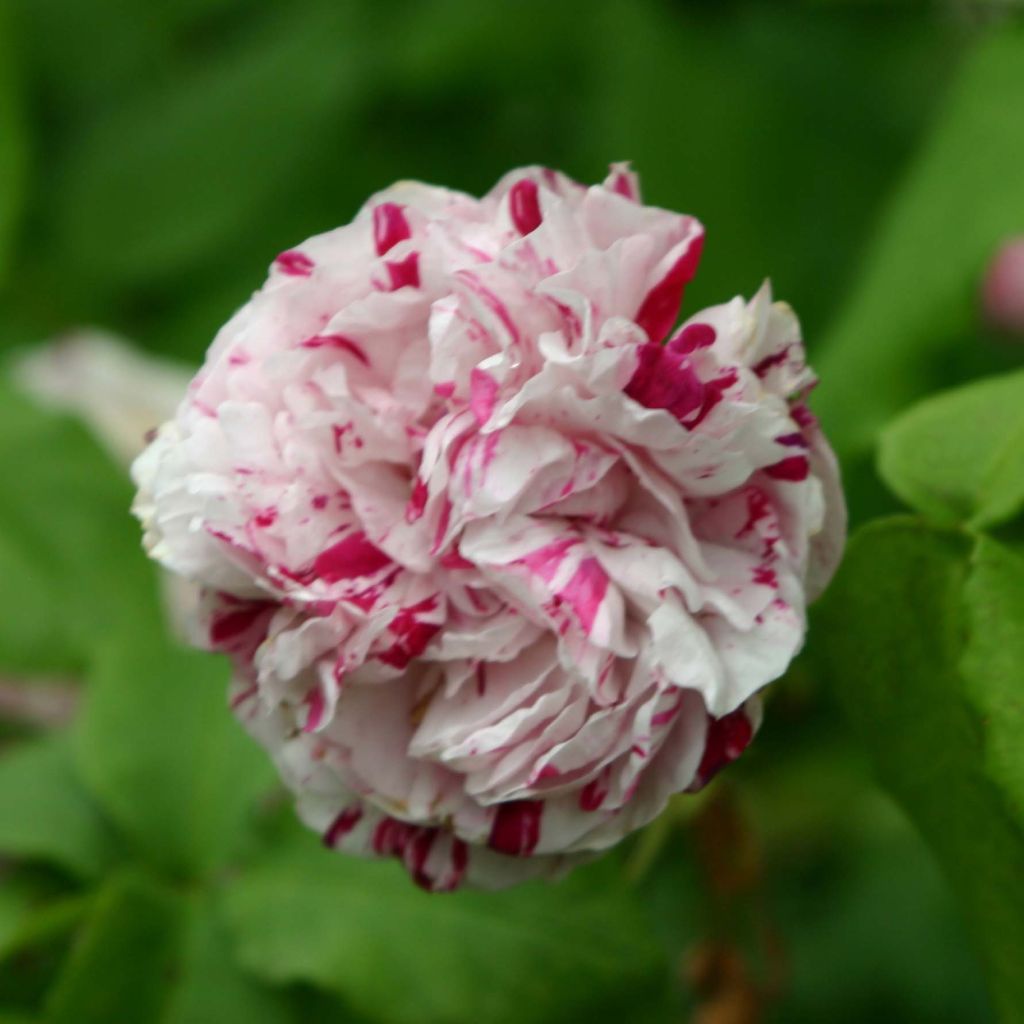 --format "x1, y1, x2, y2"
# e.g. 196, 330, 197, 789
131, 163, 845, 891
